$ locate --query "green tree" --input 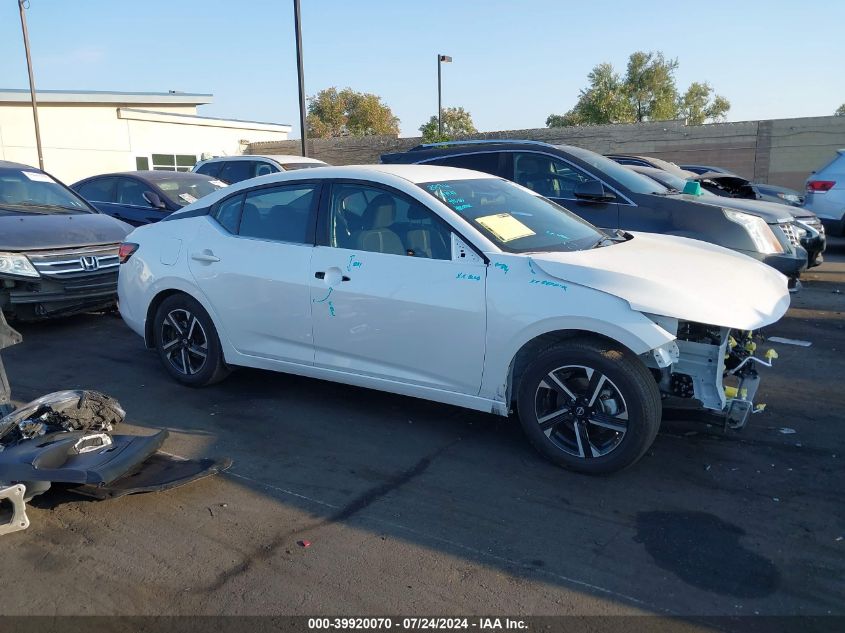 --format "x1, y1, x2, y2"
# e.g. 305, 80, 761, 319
547, 63, 634, 127
306, 87, 400, 138
678, 82, 731, 125
547, 51, 730, 127
836, 103, 845, 116
419, 107, 477, 142
624, 51, 679, 122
